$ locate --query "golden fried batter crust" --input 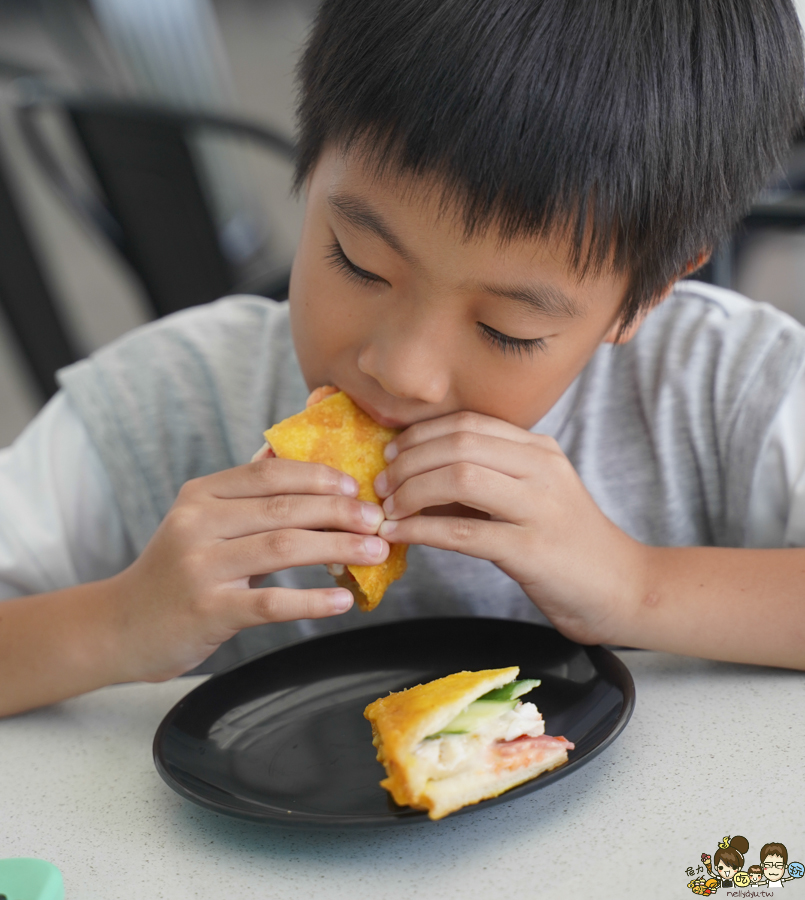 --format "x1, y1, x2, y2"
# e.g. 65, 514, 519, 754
364, 667, 519, 808
263, 390, 407, 610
